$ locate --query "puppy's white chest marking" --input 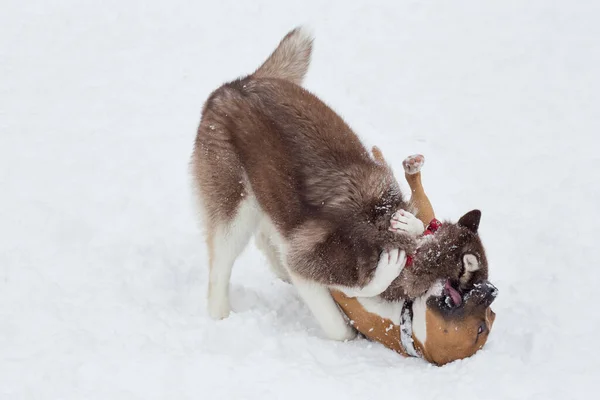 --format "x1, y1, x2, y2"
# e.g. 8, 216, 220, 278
411, 281, 444, 344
